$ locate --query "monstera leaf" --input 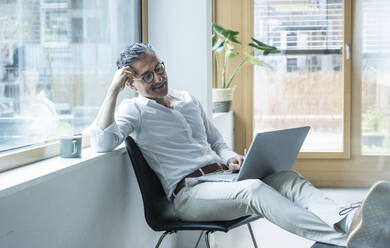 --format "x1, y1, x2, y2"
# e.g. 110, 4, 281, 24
249, 37, 278, 55
212, 23, 240, 44
244, 53, 264, 66
212, 38, 225, 53
225, 43, 239, 59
